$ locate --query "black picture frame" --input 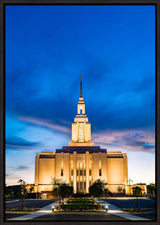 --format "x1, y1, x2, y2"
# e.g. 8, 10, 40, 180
0, 1, 159, 225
